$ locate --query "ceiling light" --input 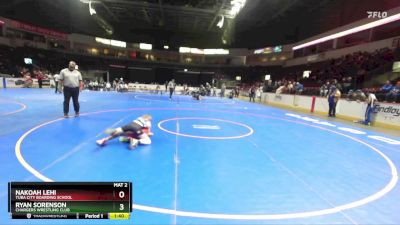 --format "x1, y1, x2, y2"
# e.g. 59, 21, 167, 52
89, 1, 96, 15
293, 12, 400, 50
179, 47, 191, 53
229, 0, 246, 17
217, 16, 224, 28
139, 43, 152, 50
